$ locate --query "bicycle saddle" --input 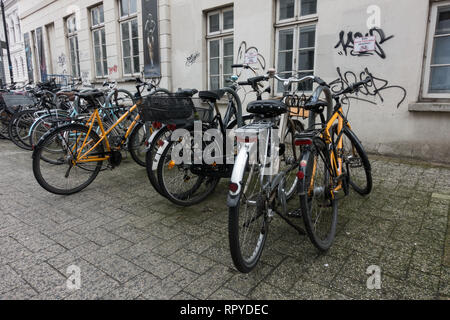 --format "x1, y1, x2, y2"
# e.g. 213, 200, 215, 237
304, 100, 328, 112
247, 99, 288, 116
176, 89, 199, 97
77, 90, 104, 100
199, 90, 225, 102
